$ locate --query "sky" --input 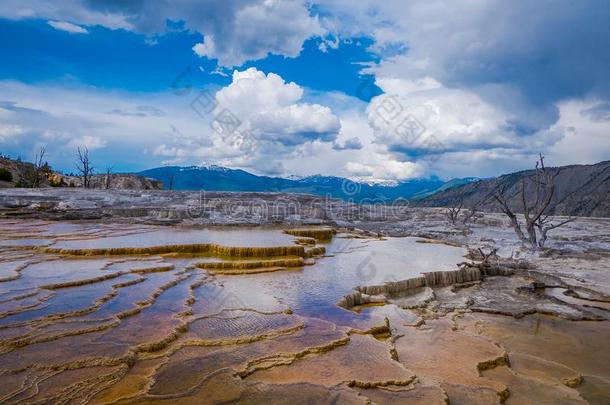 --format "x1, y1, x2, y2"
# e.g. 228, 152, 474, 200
0, 0, 609, 182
